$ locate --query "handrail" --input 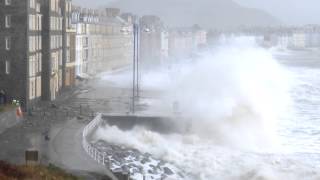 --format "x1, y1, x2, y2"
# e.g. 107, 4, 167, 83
82, 113, 110, 167
84, 114, 156, 180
